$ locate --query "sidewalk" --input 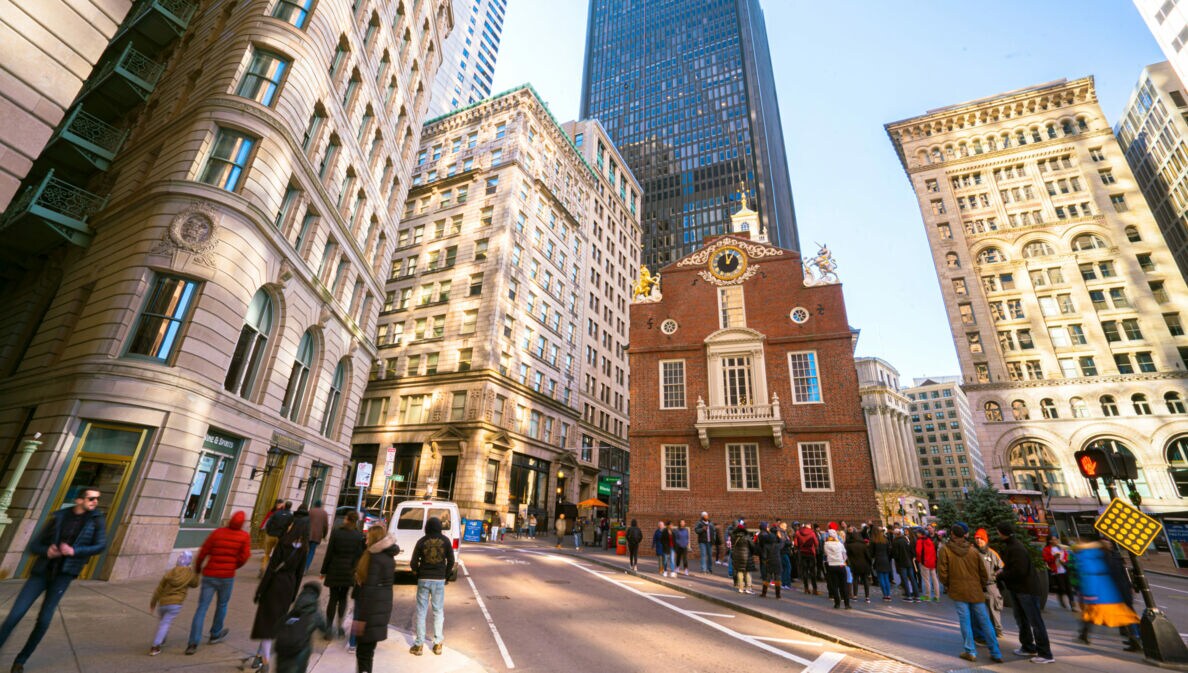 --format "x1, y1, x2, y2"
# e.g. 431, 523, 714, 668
495, 533, 1177, 673
0, 552, 487, 673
